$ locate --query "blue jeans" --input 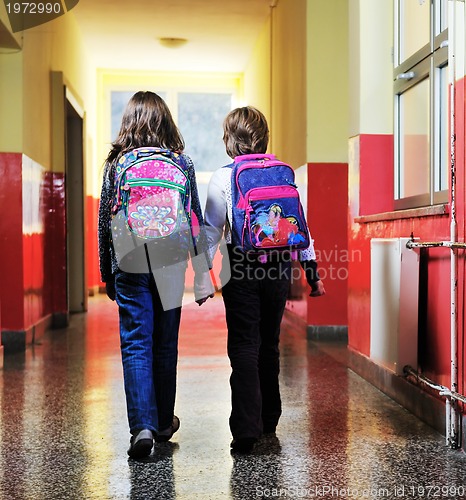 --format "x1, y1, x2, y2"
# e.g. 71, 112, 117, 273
115, 271, 182, 434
